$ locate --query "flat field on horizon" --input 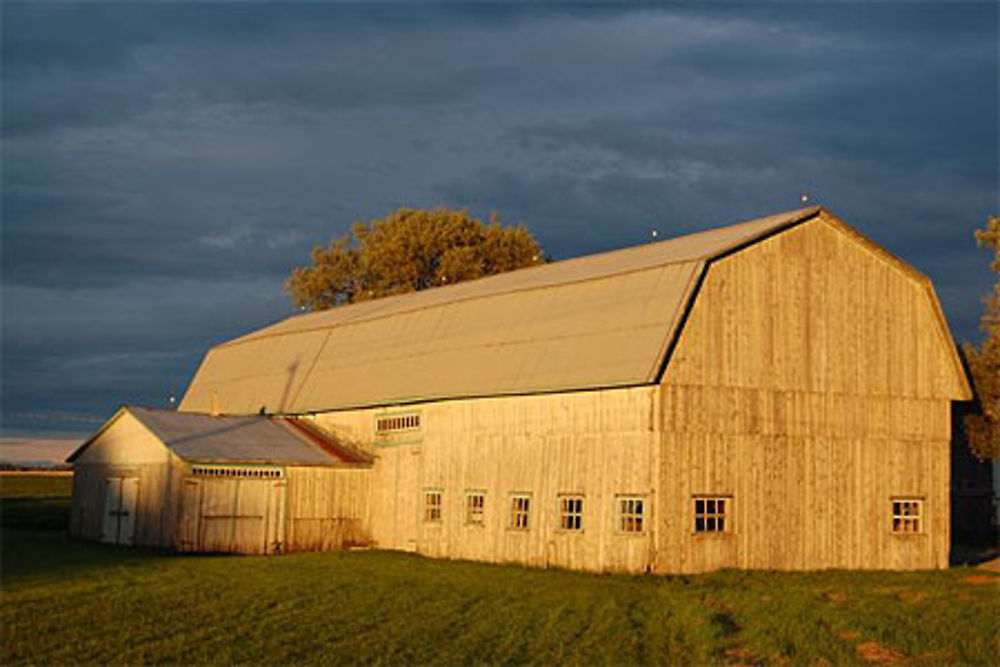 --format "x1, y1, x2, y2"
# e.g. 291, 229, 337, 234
2, 475, 998, 665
